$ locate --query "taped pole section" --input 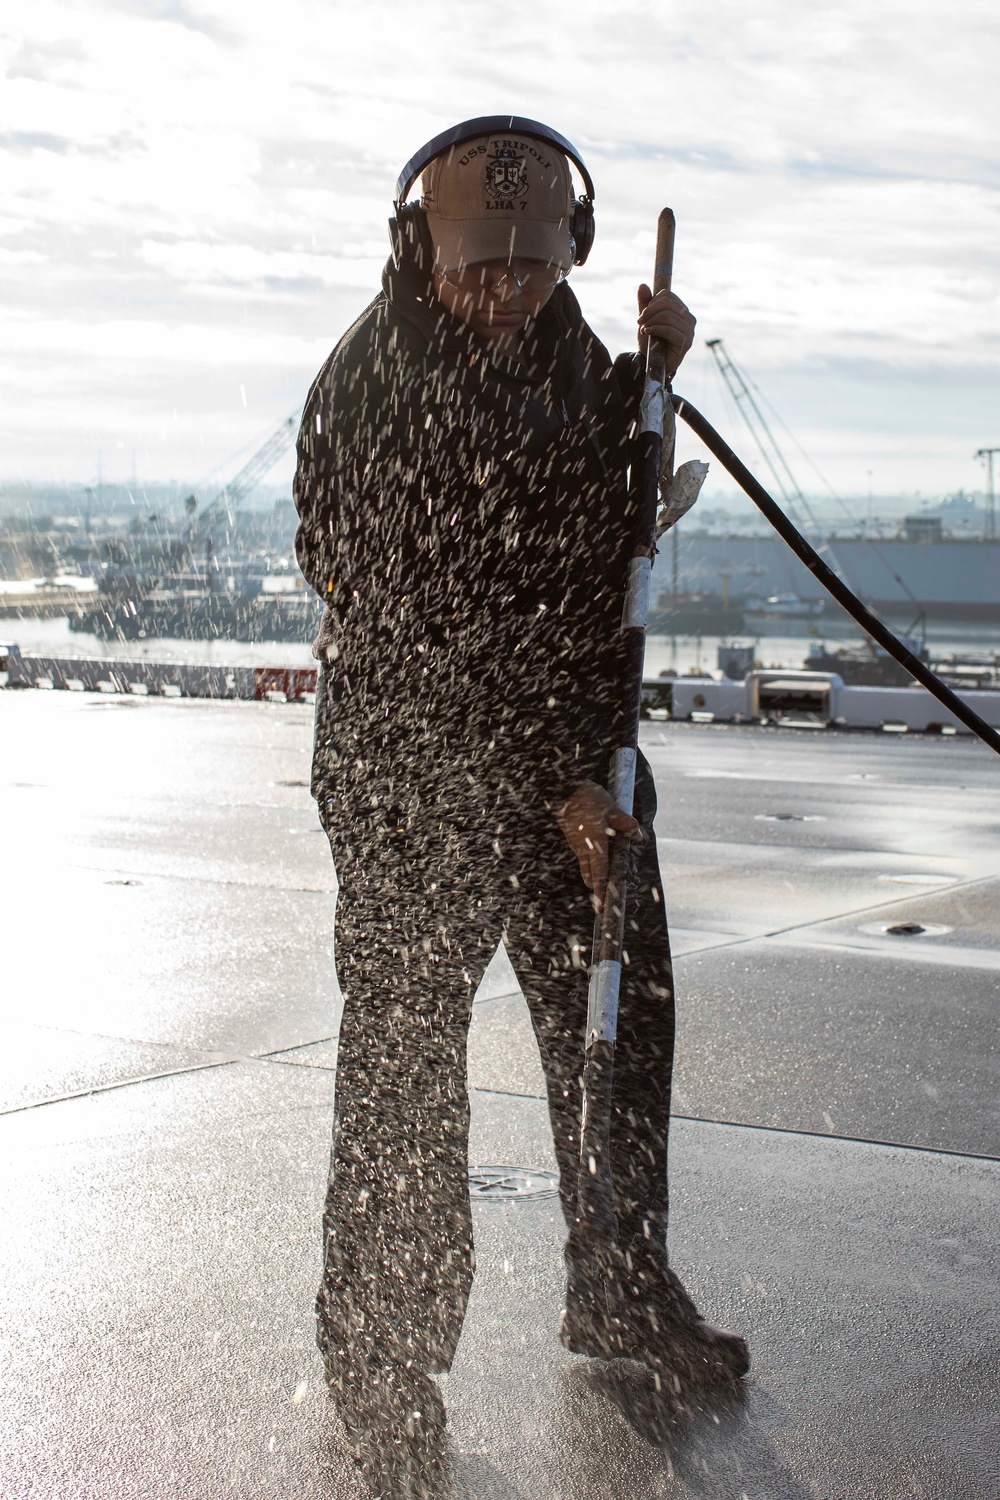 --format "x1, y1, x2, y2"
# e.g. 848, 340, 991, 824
575, 209, 676, 1257
672, 396, 1000, 758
